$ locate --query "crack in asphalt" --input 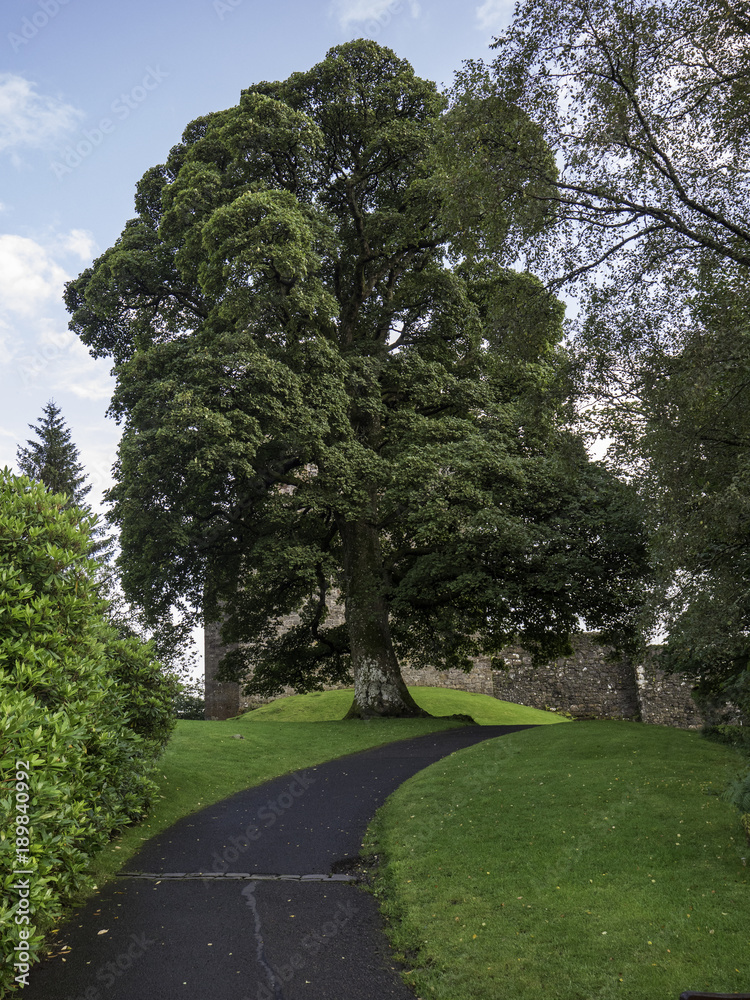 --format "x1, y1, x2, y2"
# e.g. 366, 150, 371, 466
241, 883, 286, 1000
